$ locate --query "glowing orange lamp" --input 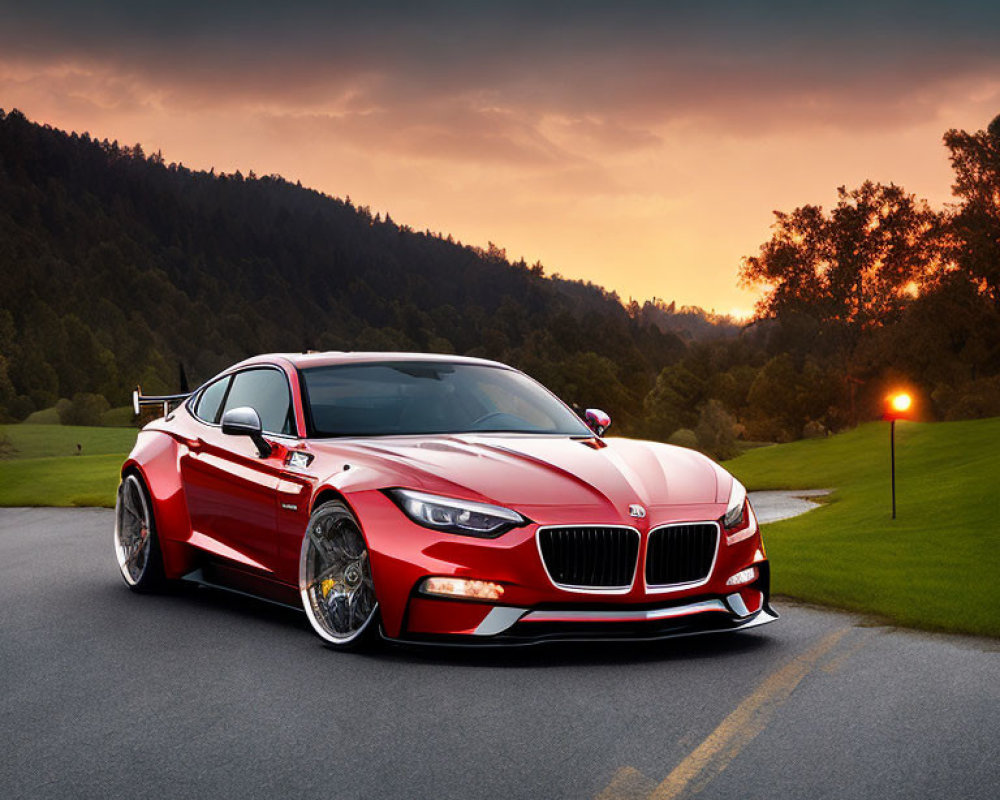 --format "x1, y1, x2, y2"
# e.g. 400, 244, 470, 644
889, 392, 912, 415
885, 391, 914, 519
